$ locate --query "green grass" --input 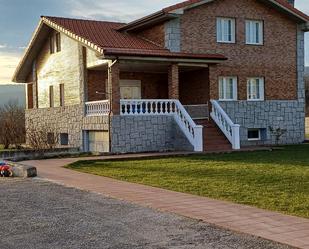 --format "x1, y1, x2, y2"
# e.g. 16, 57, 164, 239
66, 145, 309, 218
